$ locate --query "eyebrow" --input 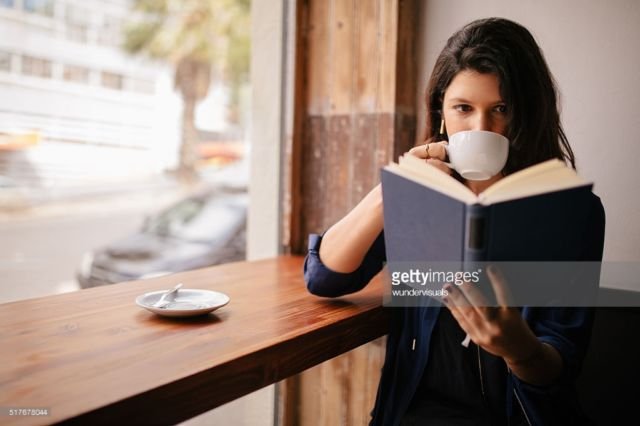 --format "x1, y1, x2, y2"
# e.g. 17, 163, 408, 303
447, 97, 505, 104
